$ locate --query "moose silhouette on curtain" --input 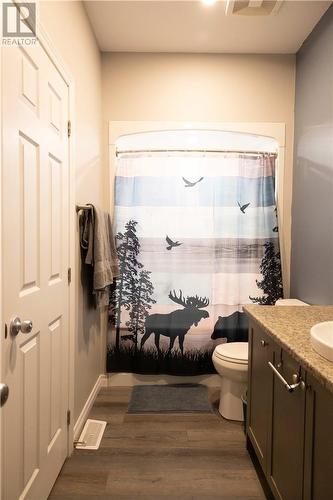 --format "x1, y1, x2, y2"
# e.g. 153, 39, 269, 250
141, 290, 209, 355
